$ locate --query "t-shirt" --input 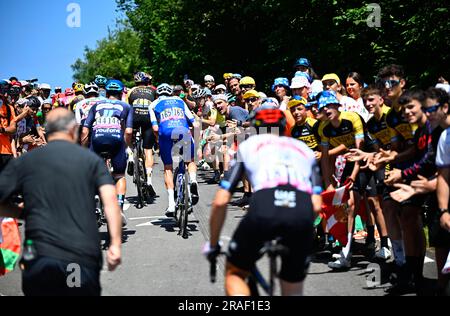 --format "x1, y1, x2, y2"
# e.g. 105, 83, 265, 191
366, 105, 399, 149
228, 106, 249, 124
340, 97, 371, 123
0, 140, 114, 269
318, 111, 365, 149
0, 102, 16, 155
436, 128, 450, 168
